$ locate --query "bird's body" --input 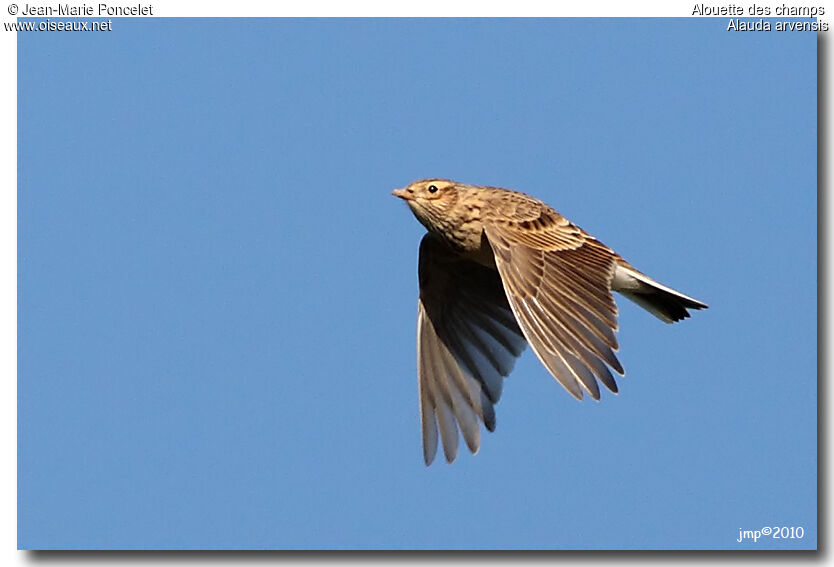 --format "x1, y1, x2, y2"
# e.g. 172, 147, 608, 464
393, 179, 707, 465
